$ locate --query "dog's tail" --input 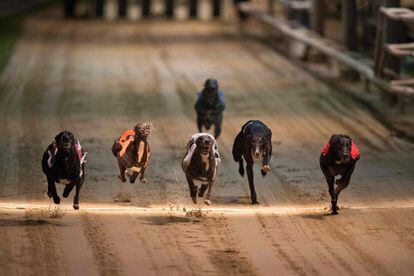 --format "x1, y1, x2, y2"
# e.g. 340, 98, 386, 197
111, 139, 122, 157
232, 131, 244, 162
